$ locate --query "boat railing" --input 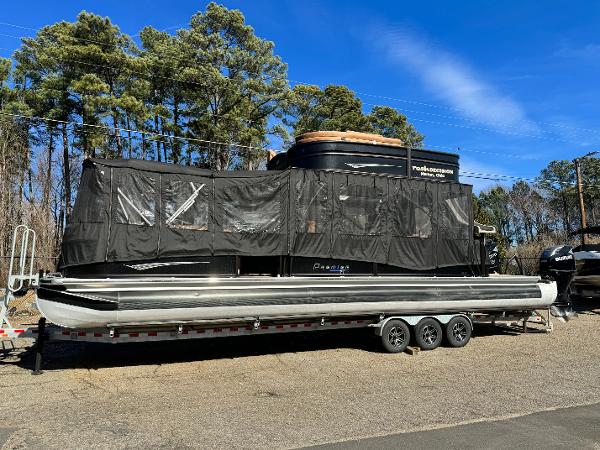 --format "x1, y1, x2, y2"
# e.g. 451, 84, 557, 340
1, 224, 39, 328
